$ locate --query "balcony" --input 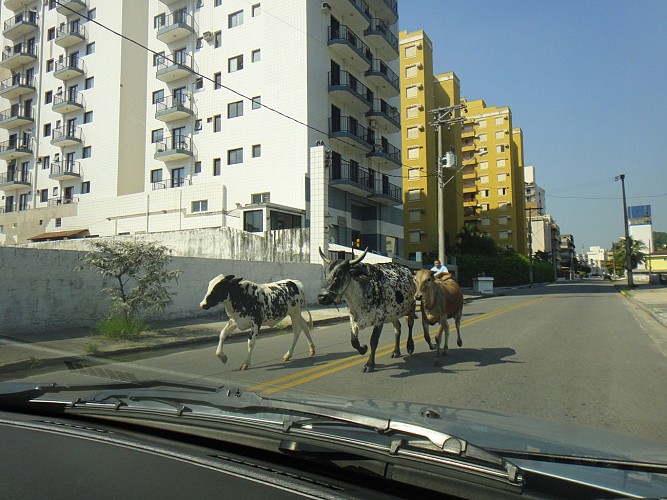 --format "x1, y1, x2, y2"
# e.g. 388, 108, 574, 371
56, 0, 87, 15
152, 177, 192, 190
462, 180, 476, 193
157, 0, 182, 4
4, 0, 33, 11
365, 59, 399, 97
368, 176, 401, 206
0, 43, 37, 70
326, 0, 371, 32
156, 11, 197, 44
0, 138, 32, 160
154, 135, 195, 162
51, 126, 84, 147
0, 169, 31, 191
328, 70, 372, 113
329, 159, 373, 197
156, 52, 196, 83
55, 23, 87, 48
366, 138, 401, 169
367, 0, 397, 24
329, 116, 374, 153
366, 98, 399, 132
3, 10, 38, 41
49, 160, 81, 180
364, 18, 398, 60
47, 196, 79, 206
462, 140, 476, 152
0, 104, 33, 129
155, 94, 195, 122
53, 57, 86, 81
53, 91, 85, 114
327, 24, 372, 72
0, 74, 35, 99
